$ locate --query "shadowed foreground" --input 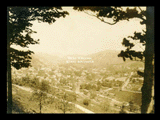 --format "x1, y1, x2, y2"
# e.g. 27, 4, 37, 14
12, 99, 25, 113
